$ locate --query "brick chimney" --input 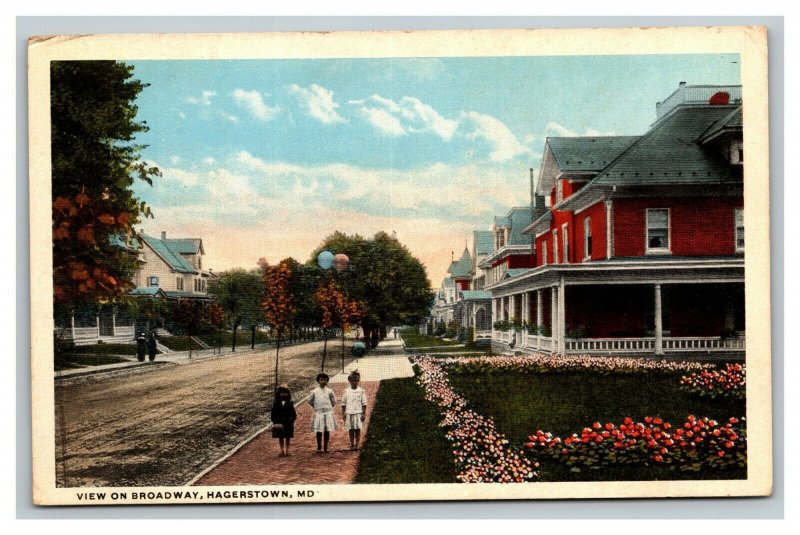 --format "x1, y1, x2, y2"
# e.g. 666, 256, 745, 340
161, 231, 167, 239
